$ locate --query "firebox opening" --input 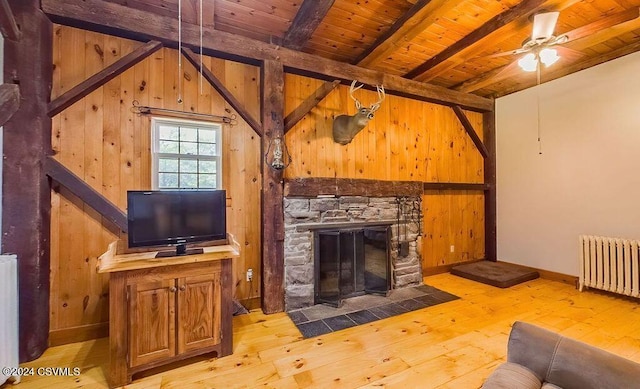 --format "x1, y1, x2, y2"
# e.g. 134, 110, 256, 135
315, 226, 391, 308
